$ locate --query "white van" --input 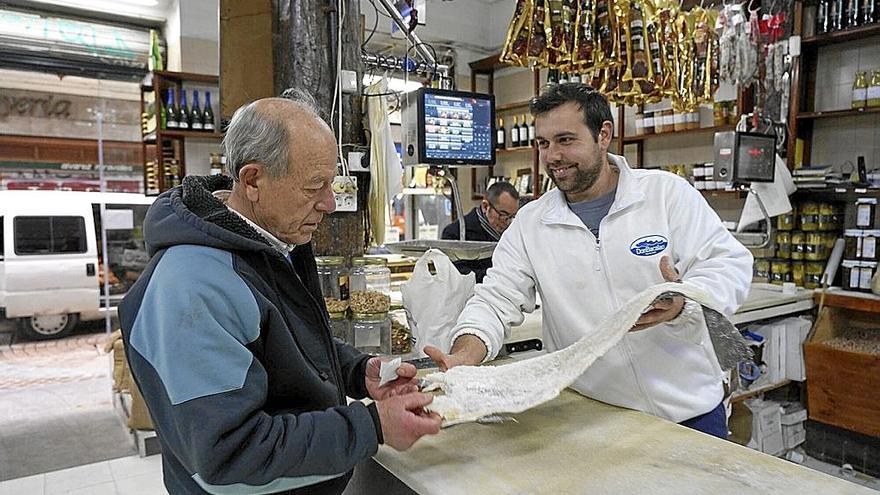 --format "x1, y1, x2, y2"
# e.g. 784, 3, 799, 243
0, 190, 154, 340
